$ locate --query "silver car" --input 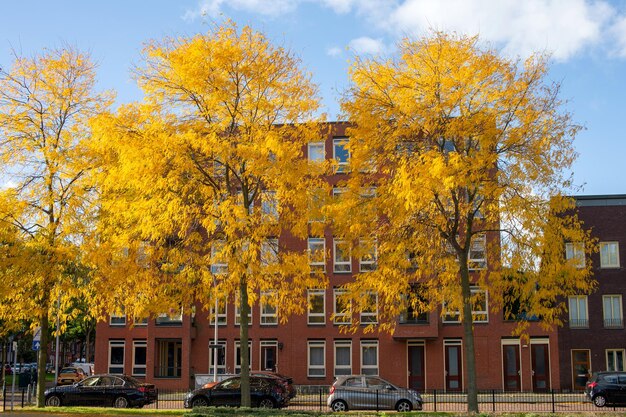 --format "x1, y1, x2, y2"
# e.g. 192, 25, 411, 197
327, 375, 423, 412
